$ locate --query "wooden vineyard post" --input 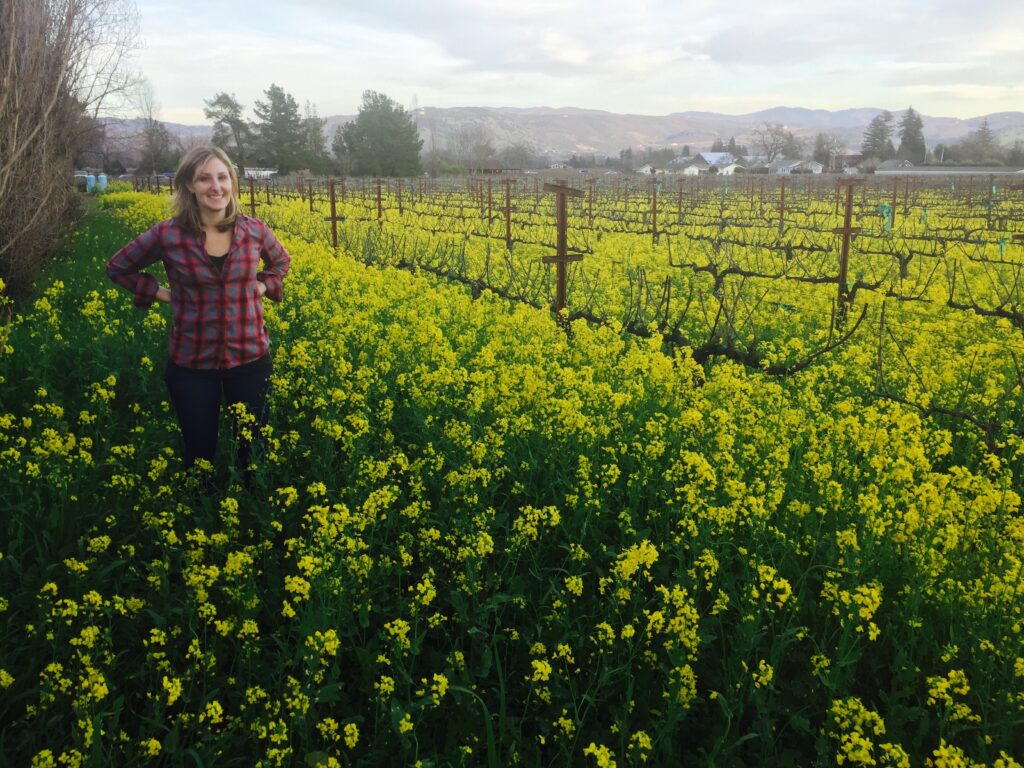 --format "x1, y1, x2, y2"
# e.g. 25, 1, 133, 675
541, 180, 585, 314
650, 174, 659, 244
759, 179, 765, 218
397, 180, 403, 215
504, 178, 514, 249
778, 177, 787, 235
832, 179, 864, 327
677, 179, 684, 224
588, 180, 595, 225
248, 177, 260, 218
376, 178, 383, 225
265, 181, 271, 206
323, 179, 345, 250
309, 180, 316, 212
891, 179, 899, 229
487, 177, 493, 224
